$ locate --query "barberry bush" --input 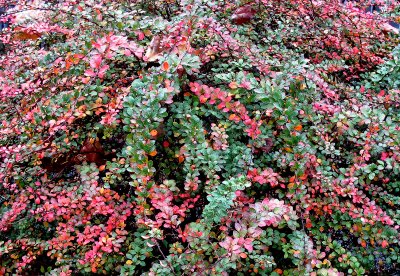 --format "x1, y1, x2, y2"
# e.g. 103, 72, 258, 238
0, 0, 399, 275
